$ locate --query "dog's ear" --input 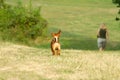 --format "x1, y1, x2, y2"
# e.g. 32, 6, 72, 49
57, 30, 61, 36
58, 30, 61, 34
51, 33, 55, 37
